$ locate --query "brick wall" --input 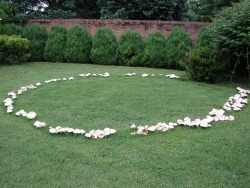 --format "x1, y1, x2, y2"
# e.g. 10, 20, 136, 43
27, 19, 211, 42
